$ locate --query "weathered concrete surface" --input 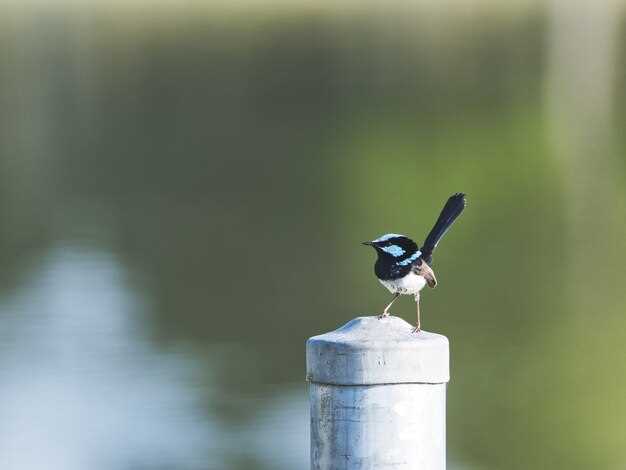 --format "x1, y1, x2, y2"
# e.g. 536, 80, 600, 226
306, 316, 449, 385
307, 316, 449, 470
310, 382, 446, 470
